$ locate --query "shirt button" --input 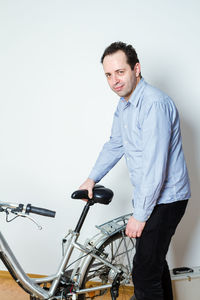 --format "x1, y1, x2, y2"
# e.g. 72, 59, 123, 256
124, 124, 127, 128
